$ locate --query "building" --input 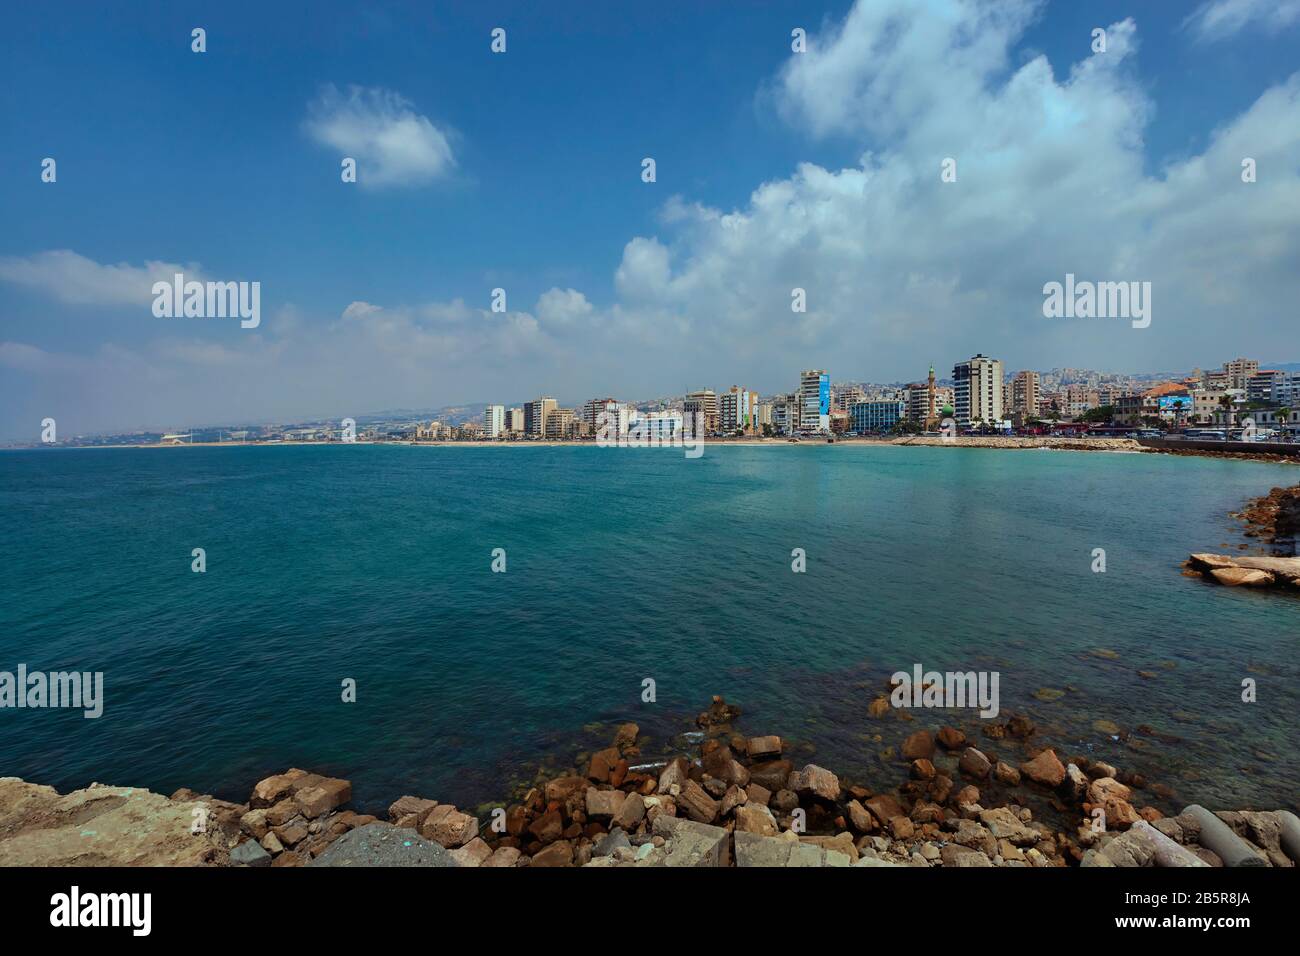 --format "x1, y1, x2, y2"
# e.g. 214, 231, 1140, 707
719, 386, 760, 434
799, 370, 830, 433
483, 404, 505, 438
1011, 370, 1040, 423
771, 394, 797, 435
584, 398, 634, 437
850, 400, 906, 434
1247, 371, 1285, 404
1223, 358, 1259, 391
952, 355, 1004, 425
506, 407, 524, 434
525, 397, 557, 437
683, 389, 719, 434
629, 411, 684, 442
833, 385, 865, 412
1114, 393, 1160, 426
543, 407, 577, 439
